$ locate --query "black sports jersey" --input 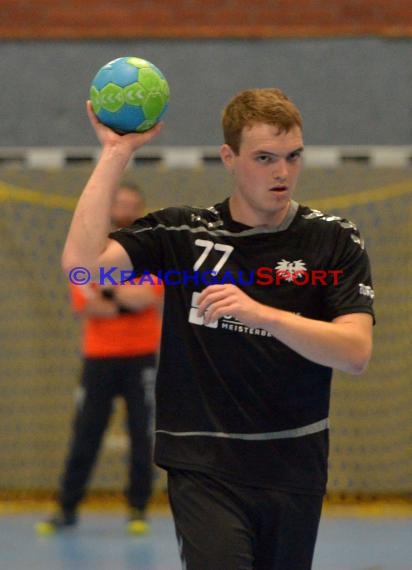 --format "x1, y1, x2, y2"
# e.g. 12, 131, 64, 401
110, 199, 374, 494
